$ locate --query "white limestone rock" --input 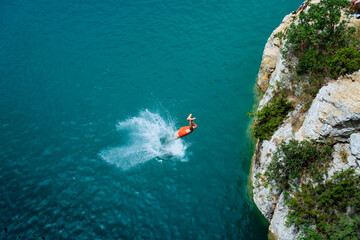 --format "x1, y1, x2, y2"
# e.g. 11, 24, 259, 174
252, 184, 277, 220
328, 143, 360, 177
269, 193, 299, 240
252, 140, 278, 221
350, 133, 360, 159
252, 122, 295, 220
256, 14, 293, 93
258, 53, 290, 109
296, 72, 360, 141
